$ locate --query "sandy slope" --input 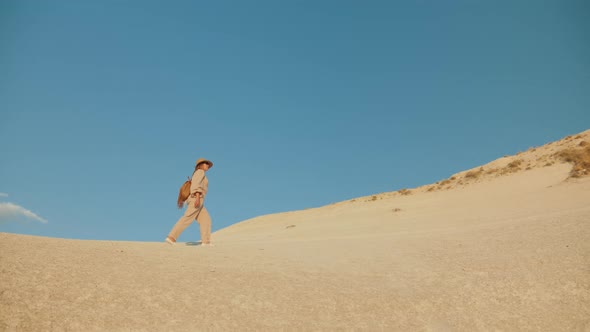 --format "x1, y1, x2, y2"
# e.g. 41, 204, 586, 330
1, 132, 590, 331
